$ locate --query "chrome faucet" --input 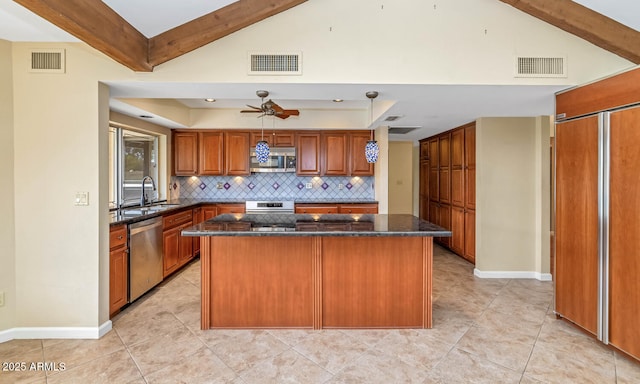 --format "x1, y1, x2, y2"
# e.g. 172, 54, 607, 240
140, 175, 157, 206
